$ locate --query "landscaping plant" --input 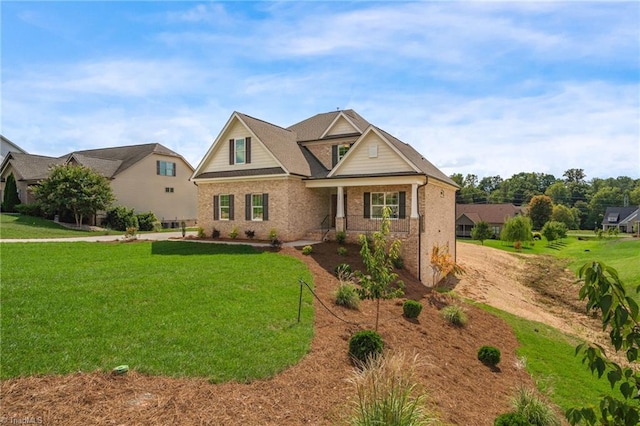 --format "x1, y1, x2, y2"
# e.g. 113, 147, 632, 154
347, 351, 434, 426
355, 207, 404, 331
402, 300, 423, 319
348, 330, 384, 365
